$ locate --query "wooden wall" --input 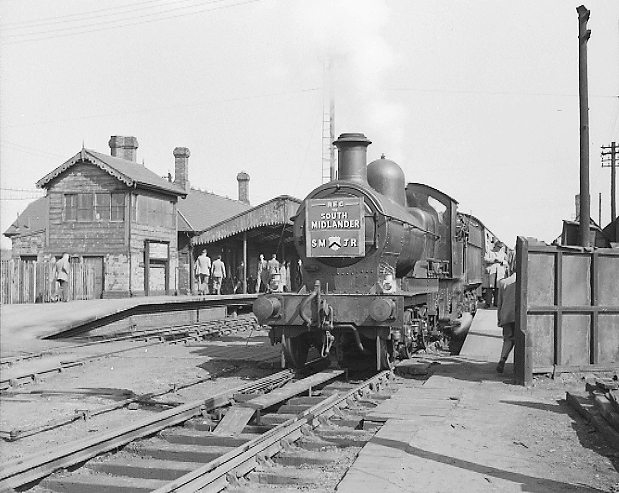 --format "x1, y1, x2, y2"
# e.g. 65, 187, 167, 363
129, 190, 178, 296
47, 163, 128, 254
42, 162, 180, 297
